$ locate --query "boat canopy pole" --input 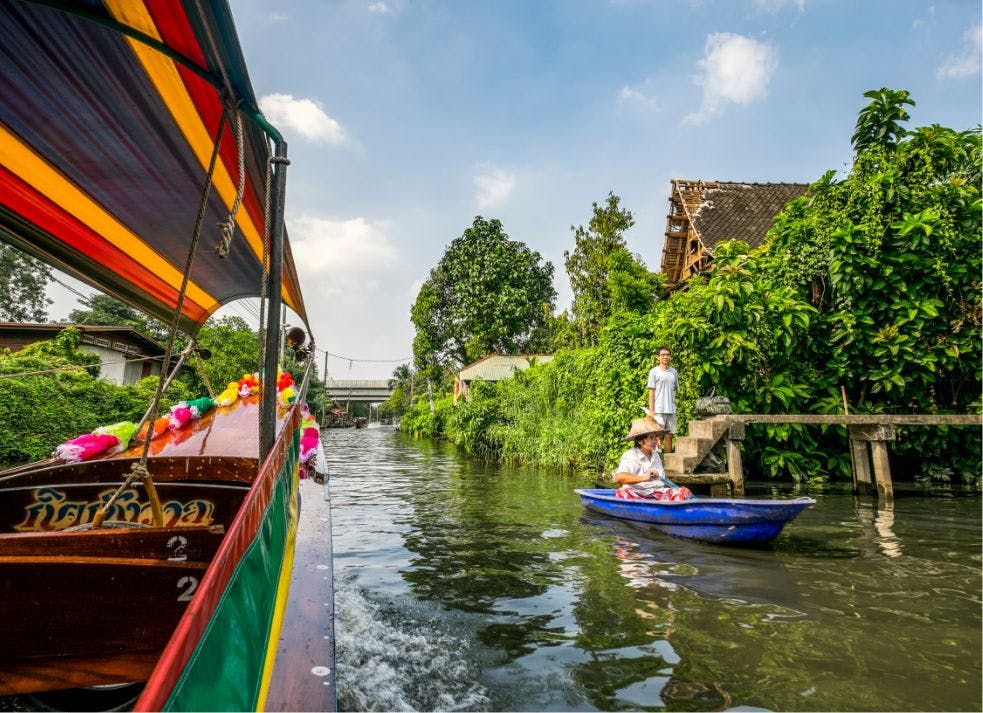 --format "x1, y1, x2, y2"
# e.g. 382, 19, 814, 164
260, 139, 289, 458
